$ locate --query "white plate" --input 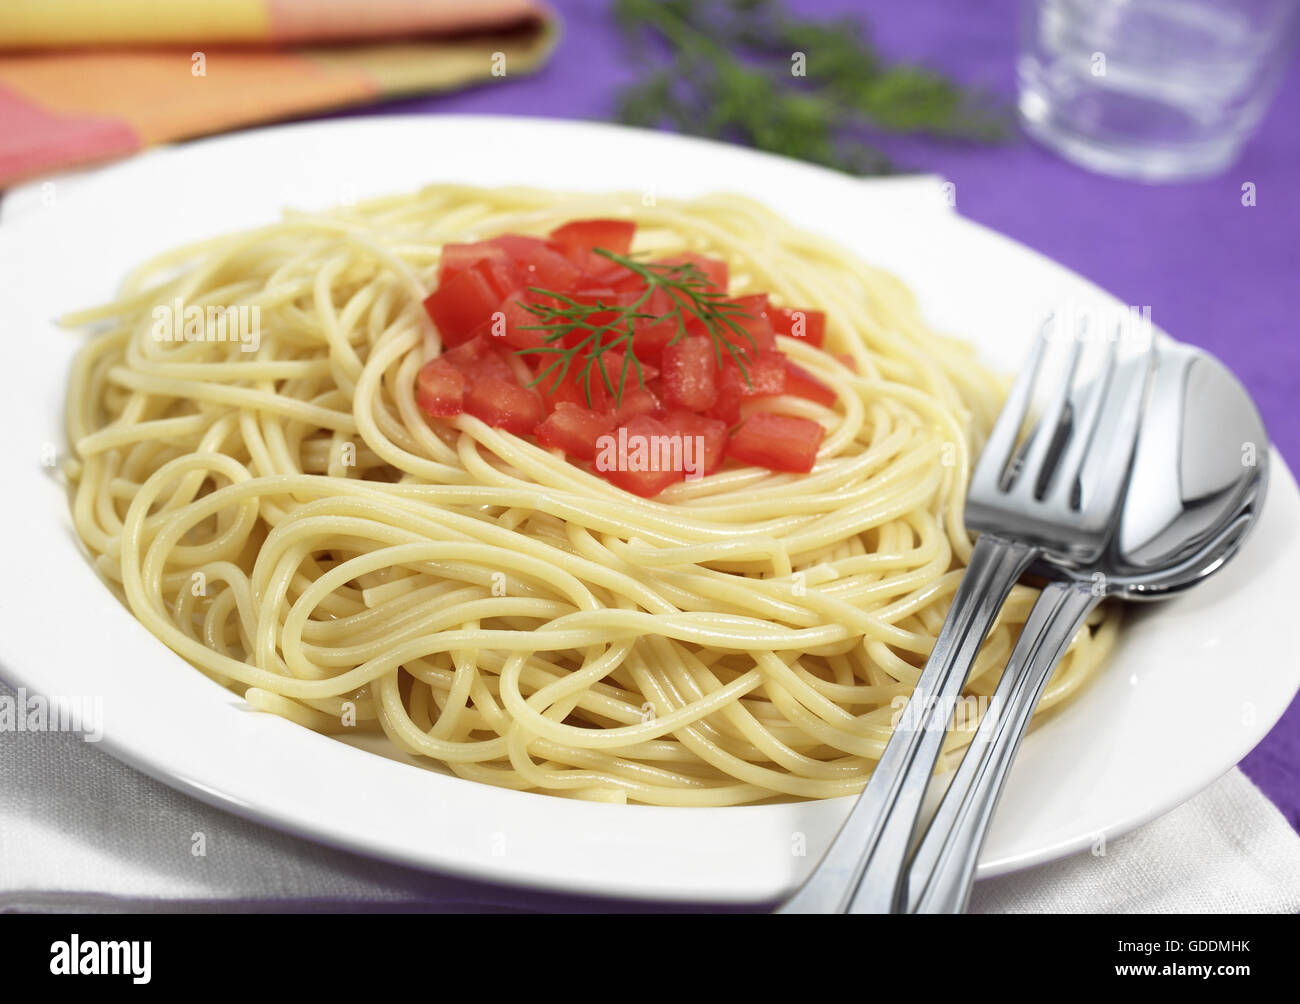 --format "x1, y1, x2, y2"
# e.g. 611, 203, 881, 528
1, 116, 1297, 904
